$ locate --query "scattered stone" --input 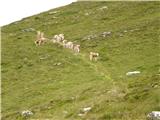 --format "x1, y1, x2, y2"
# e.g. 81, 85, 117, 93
78, 106, 92, 117
9, 33, 16, 36
63, 110, 68, 114
57, 62, 61, 66
21, 110, 33, 117
147, 111, 160, 120
23, 57, 28, 61
46, 106, 52, 110
83, 34, 97, 40
71, 97, 75, 100
22, 28, 35, 32
134, 28, 140, 31
54, 62, 62, 66
83, 107, 92, 112
78, 113, 85, 117
49, 11, 59, 15
52, 16, 57, 19
39, 55, 50, 60
130, 29, 134, 32
119, 33, 123, 37
84, 12, 89, 16
124, 30, 127, 33
102, 31, 111, 37
40, 57, 45, 60
126, 71, 141, 76
154, 85, 158, 88
99, 6, 108, 10
40, 57, 47, 60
